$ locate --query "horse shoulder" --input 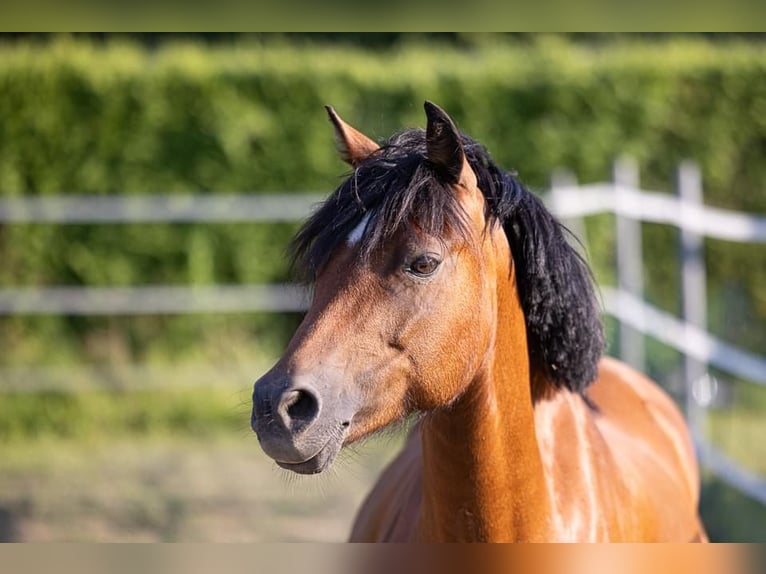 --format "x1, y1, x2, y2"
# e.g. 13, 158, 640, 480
577, 357, 703, 540
590, 356, 700, 503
